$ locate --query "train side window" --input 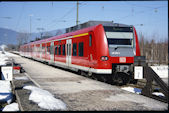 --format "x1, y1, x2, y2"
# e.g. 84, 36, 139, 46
46, 46, 49, 53
47, 46, 50, 54
73, 43, 77, 56
62, 44, 65, 56
48, 46, 50, 53
69, 44, 71, 56
58, 45, 61, 55
78, 42, 84, 57
89, 34, 92, 46
55, 46, 57, 55
67, 44, 68, 55
42, 47, 45, 54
